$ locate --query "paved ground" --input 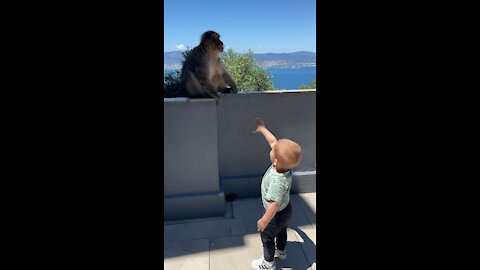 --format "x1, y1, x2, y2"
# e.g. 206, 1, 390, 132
164, 192, 316, 270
